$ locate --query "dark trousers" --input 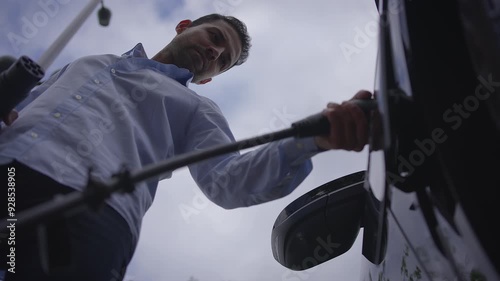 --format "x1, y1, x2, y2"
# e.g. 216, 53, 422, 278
0, 161, 135, 281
